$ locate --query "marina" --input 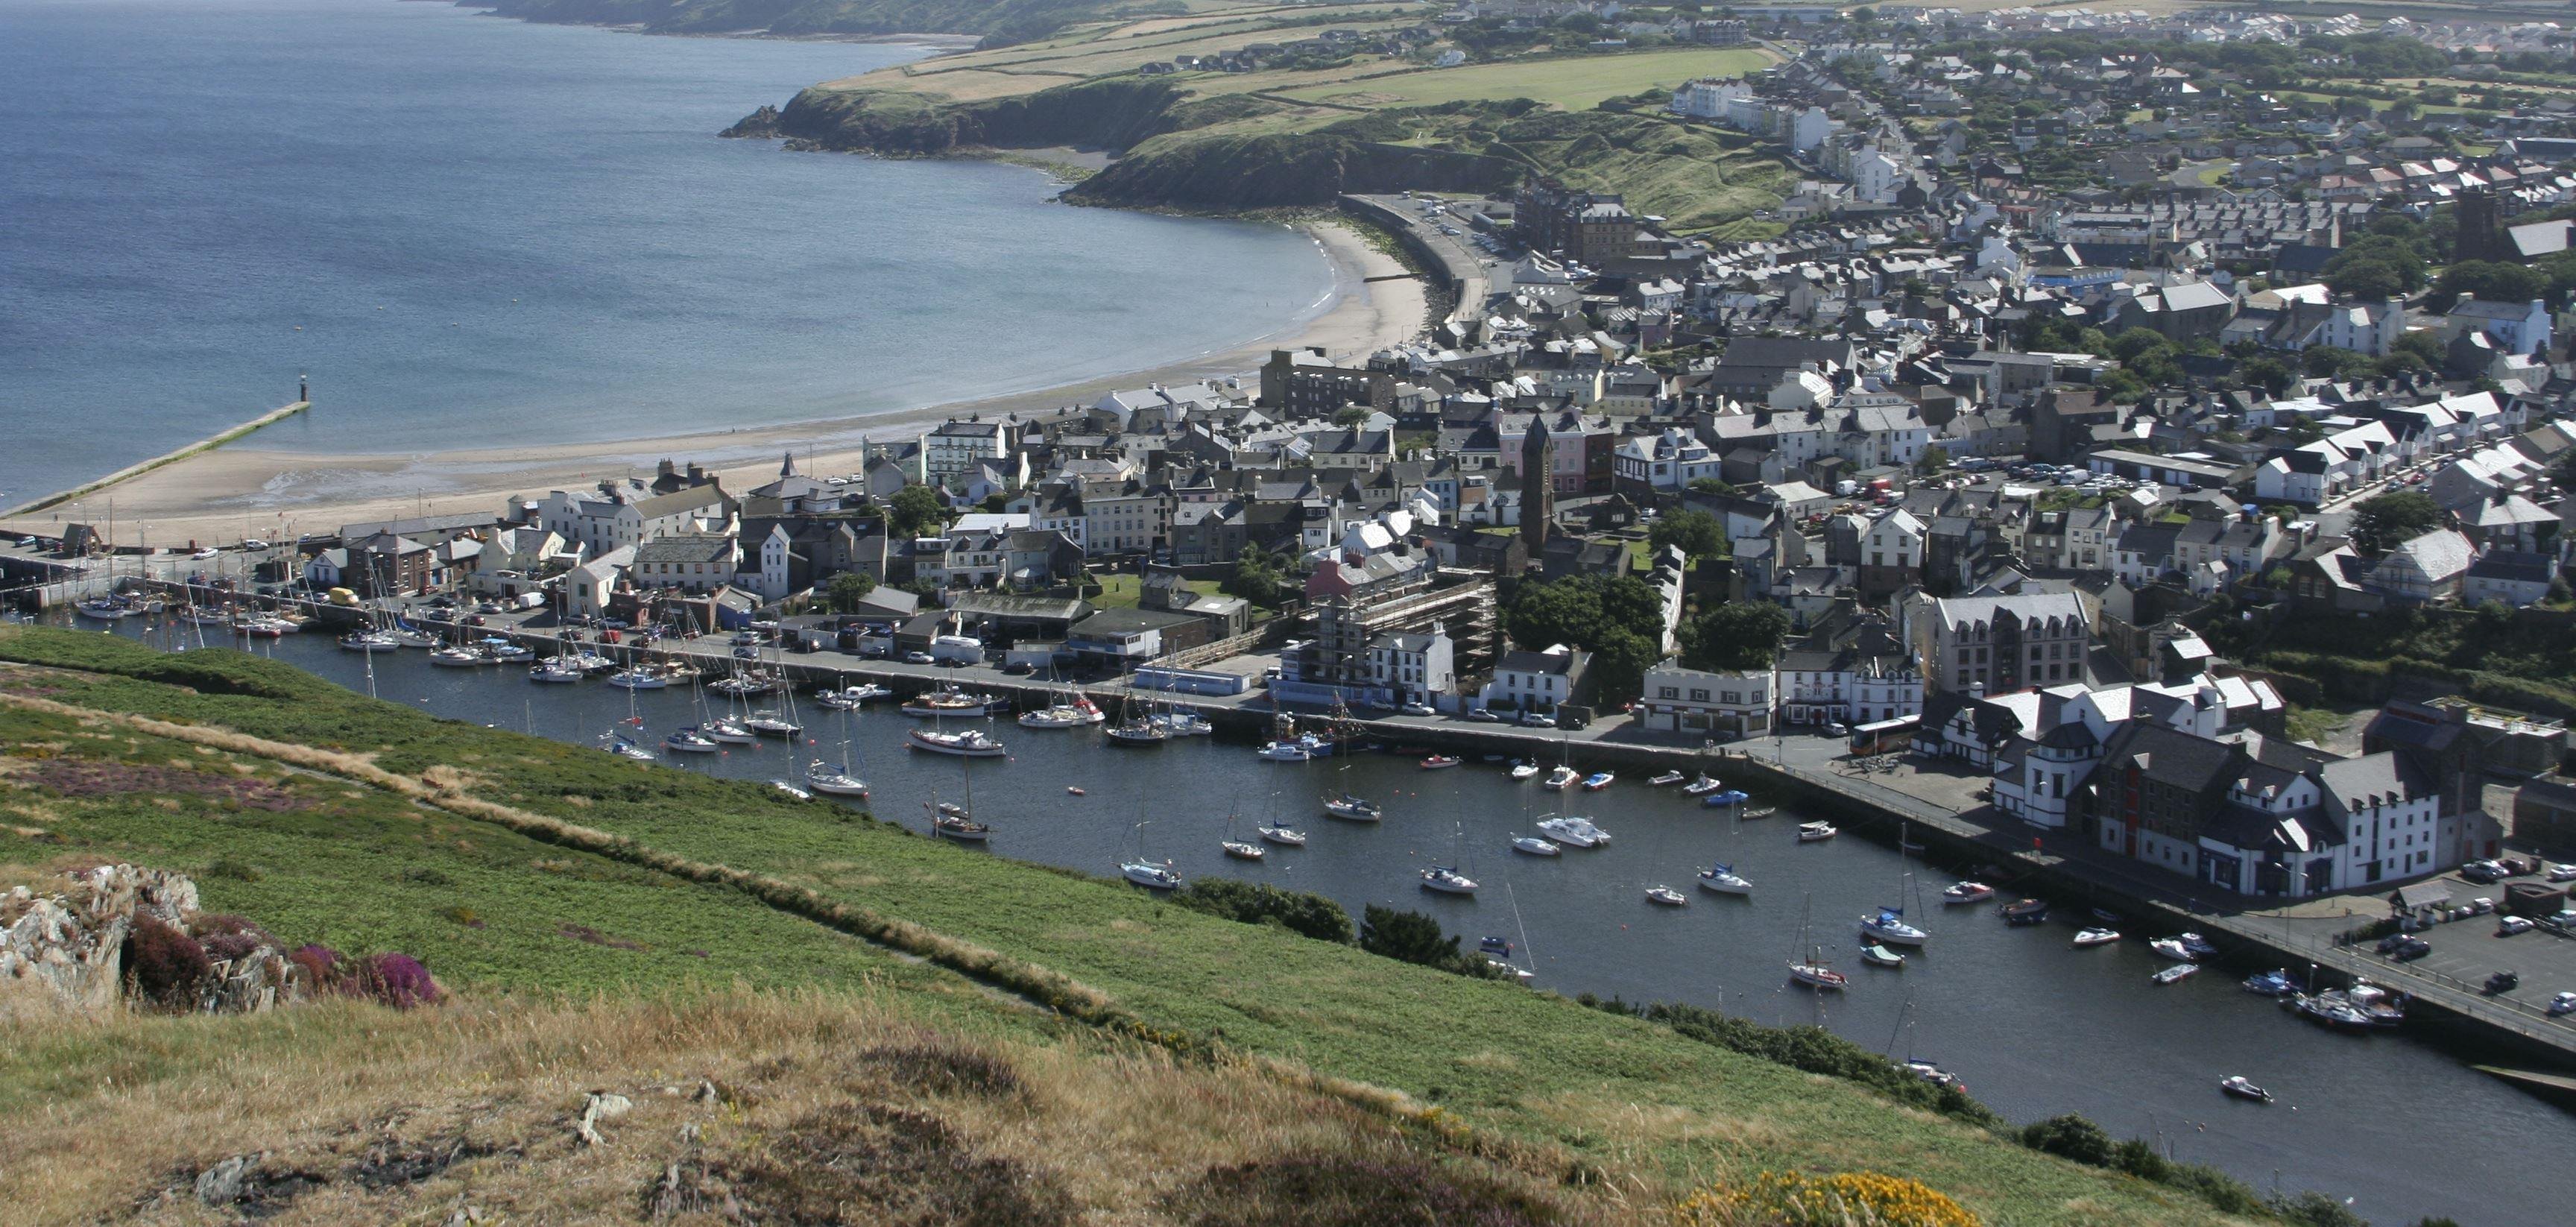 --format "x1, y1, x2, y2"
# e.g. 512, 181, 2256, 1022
69, 616, 2576, 1226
